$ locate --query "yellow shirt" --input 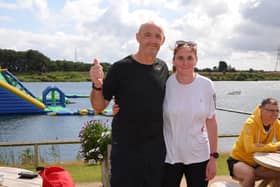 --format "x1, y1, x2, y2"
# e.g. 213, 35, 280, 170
230, 106, 280, 166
